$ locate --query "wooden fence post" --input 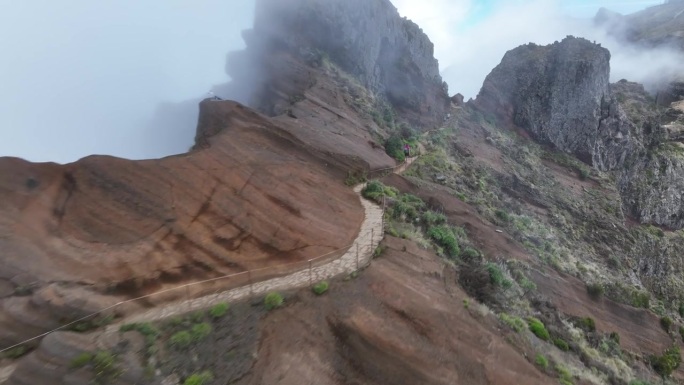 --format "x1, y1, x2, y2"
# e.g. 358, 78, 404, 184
248, 270, 253, 296
356, 243, 359, 270
371, 228, 375, 252
309, 260, 313, 287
